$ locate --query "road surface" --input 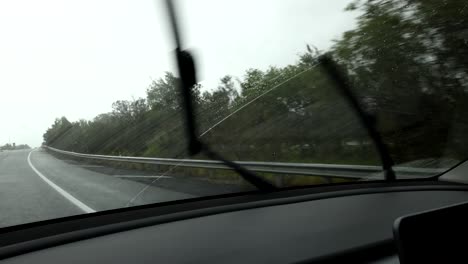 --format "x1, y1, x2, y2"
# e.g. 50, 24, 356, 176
0, 148, 198, 228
